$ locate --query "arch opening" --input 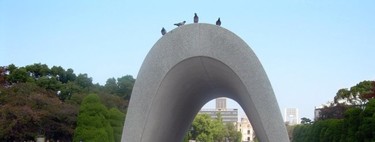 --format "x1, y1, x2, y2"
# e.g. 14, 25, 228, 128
138, 56, 265, 142
189, 97, 255, 141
